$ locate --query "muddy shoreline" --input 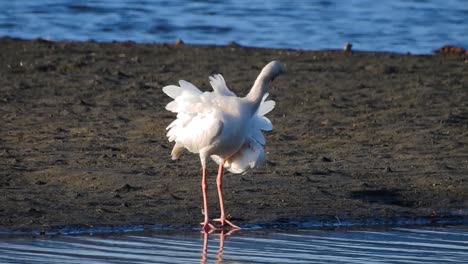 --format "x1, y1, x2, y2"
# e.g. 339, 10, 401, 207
1, 37, 467, 233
